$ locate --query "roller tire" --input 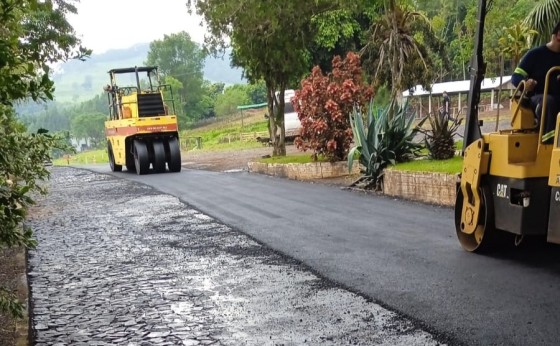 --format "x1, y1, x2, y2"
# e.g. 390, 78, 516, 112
167, 137, 182, 172
152, 140, 167, 173
125, 154, 135, 172
455, 185, 506, 253
108, 142, 122, 172
133, 140, 150, 175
